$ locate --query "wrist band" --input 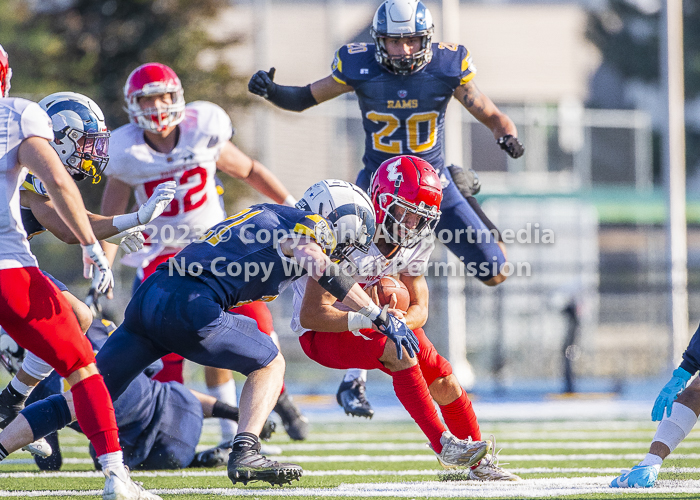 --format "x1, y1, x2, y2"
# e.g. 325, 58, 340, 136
358, 302, 382, 321
112, 212, 140, 233
347, 312, 372, 332
283, 194, 297, 207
